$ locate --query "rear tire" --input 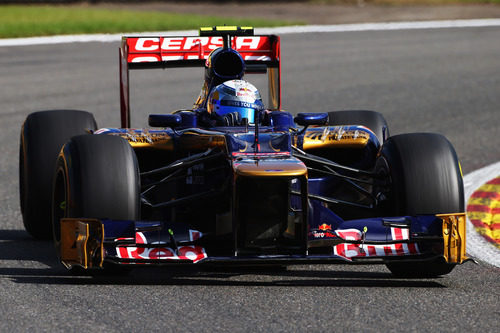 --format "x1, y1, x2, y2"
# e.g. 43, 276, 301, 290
328, 110, 389, 144
52, 134, 140, 256
20, 110, 97, 239
377, 133, 464, 277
